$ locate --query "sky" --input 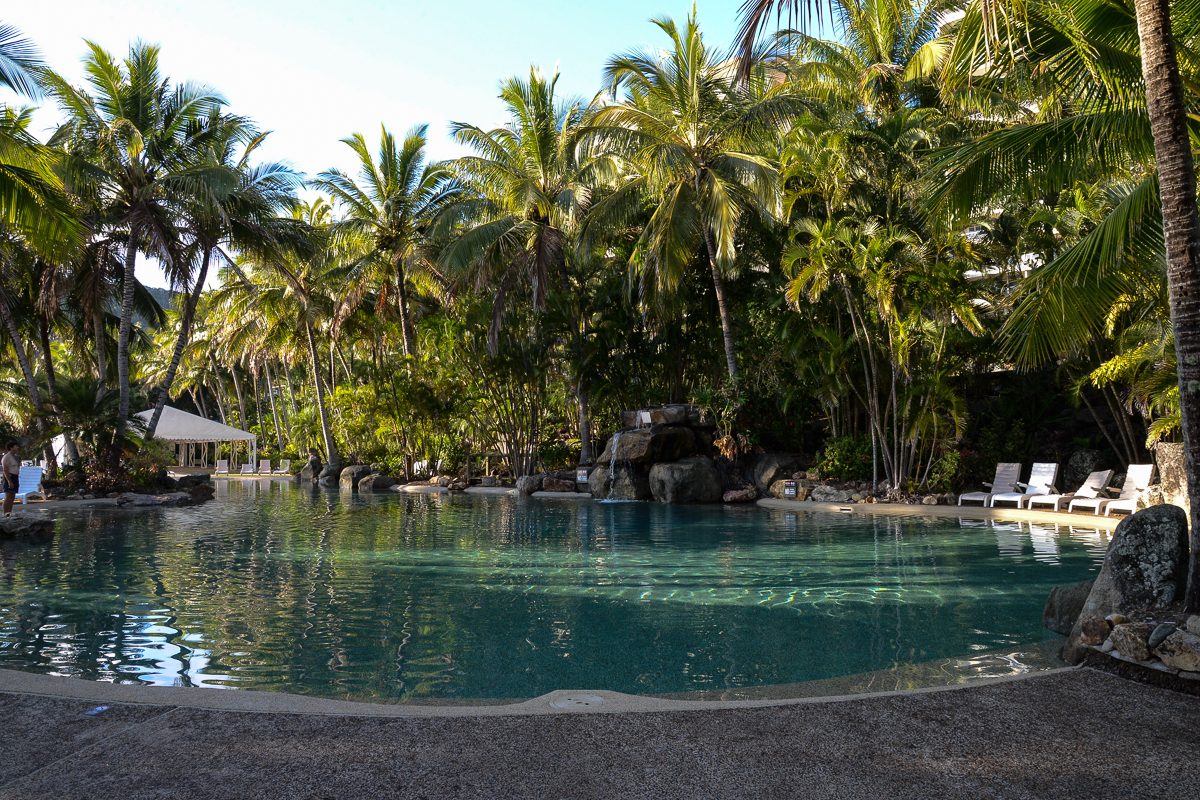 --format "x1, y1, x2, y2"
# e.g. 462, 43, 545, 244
5, 1, 749, 289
